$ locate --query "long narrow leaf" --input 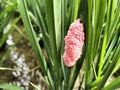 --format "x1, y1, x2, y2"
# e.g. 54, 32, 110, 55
18, 0, 47, 75
102, 76, 120, 90
0, 84, 22, 90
